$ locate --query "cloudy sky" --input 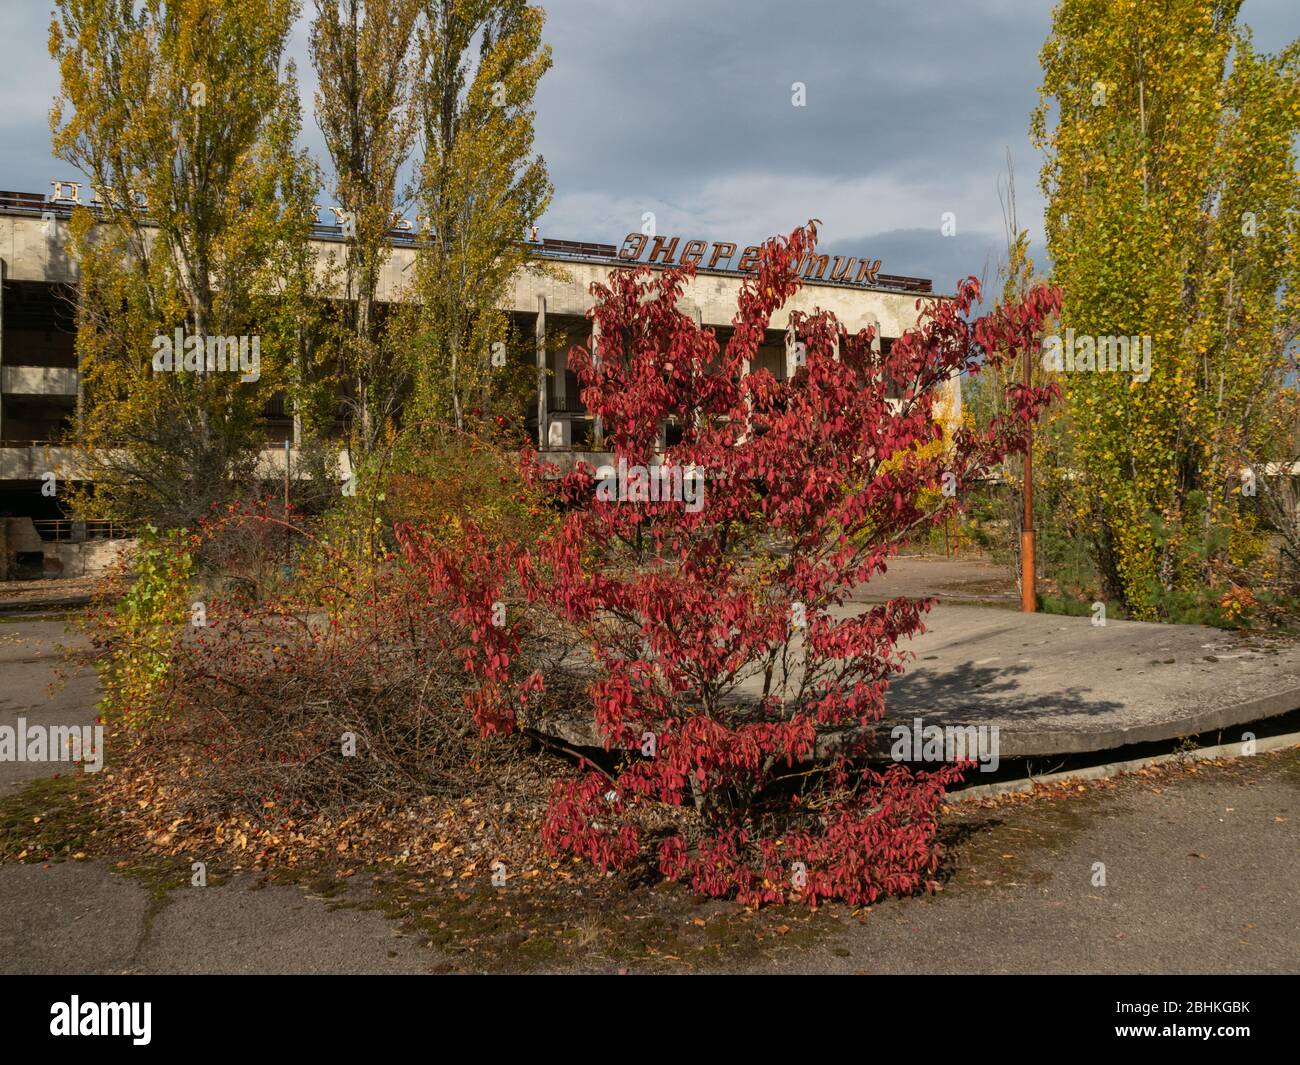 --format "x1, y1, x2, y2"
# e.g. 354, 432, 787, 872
2, 0, 1294, 294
